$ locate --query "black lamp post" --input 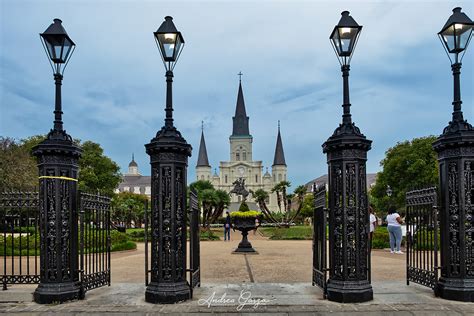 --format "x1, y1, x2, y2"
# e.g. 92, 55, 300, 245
33, 19, 82, 304
433, 7, 474, 302
322, 11, 373, 303
145, 16, 192, 304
